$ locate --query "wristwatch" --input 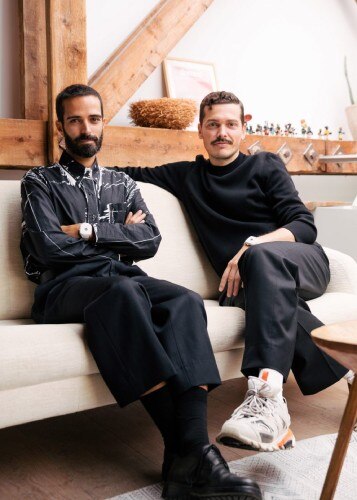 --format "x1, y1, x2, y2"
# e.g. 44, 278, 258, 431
244, 236, 260, 247
79, 223, 92, 241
